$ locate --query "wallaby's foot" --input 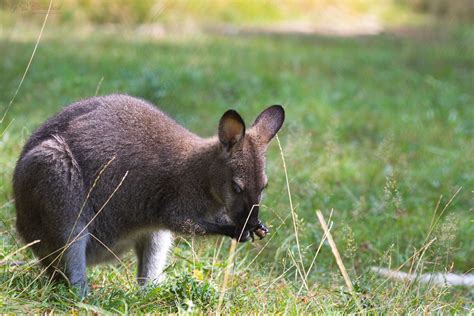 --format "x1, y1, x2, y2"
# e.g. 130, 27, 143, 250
64, 238, 89, 299
72, 279, 89, 299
